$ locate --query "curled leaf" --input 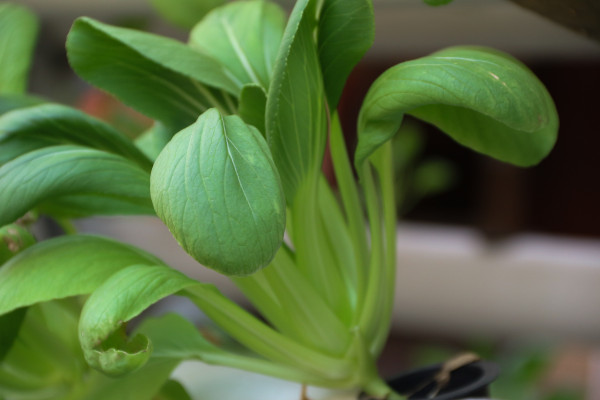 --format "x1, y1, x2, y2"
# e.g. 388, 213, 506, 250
79, 264, 195, 376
